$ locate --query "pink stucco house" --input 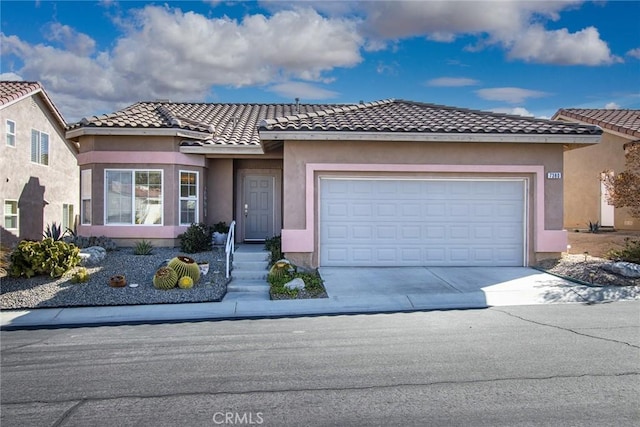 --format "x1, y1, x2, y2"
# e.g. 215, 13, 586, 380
66, 100, 601, 268
0, 81, 79, 246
